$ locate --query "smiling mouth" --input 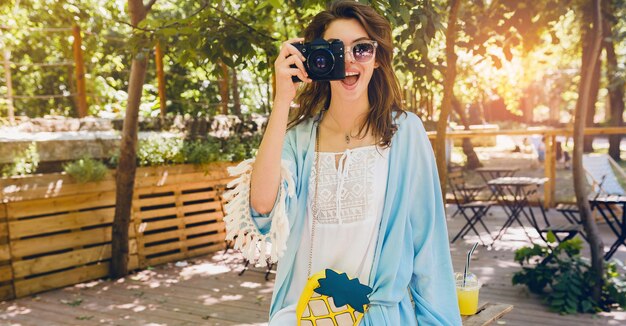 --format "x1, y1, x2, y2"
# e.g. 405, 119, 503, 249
342, 72, 360, 86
